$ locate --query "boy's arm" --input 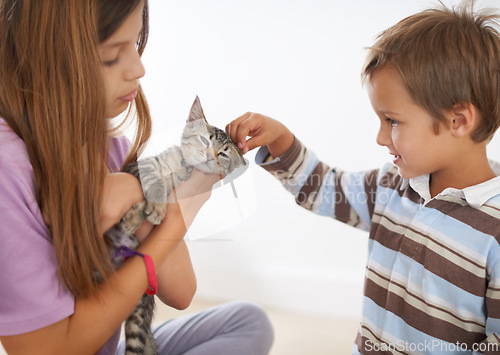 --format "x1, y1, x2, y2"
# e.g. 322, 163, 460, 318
256, 137, 377, 231
227, 112, 378, 230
